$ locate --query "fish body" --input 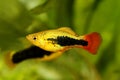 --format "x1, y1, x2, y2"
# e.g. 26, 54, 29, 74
5, 27, 102, 68
5, 46, 63, 68
26, 29, 80, 52
26, 27, 102, 54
